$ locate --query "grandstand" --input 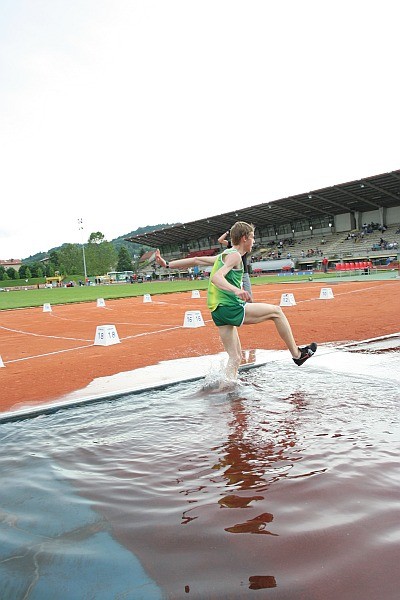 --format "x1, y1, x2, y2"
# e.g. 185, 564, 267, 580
126, 169, 400, 276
